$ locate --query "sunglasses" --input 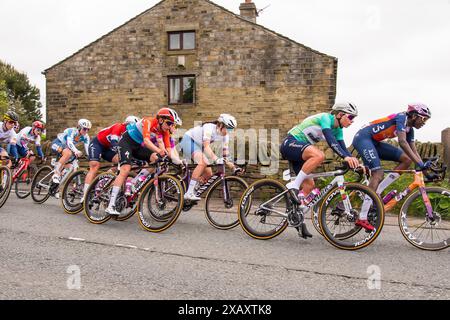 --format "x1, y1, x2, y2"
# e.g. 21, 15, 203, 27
81, 127, 90, 131
346, 114, 356, 121
164, 120, 175, 127
7, 120, 17, 125
416, 115, 429, 122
